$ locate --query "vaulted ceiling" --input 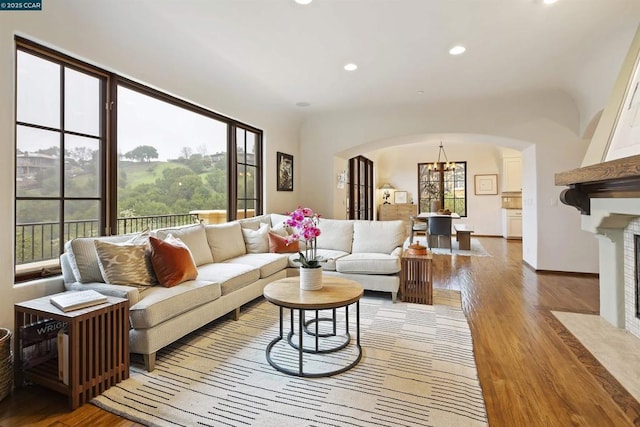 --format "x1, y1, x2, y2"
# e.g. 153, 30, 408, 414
32, 0, 640, 124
